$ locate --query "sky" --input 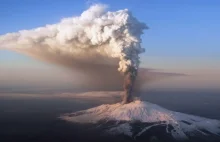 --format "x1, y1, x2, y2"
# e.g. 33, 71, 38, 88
0, 0, 220, 91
